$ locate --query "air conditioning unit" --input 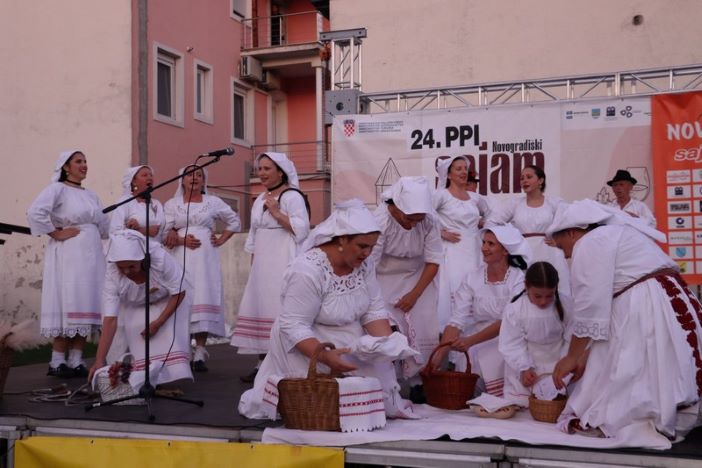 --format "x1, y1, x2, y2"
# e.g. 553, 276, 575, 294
260, 70, 281, 91
240, 56, 263, 82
